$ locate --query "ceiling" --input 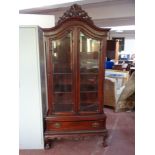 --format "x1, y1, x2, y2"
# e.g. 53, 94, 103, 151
19, 0, 135, 36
